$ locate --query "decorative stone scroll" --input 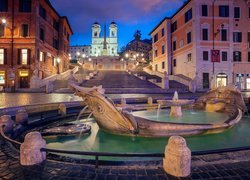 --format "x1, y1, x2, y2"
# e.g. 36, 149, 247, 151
0, 115, 14, 133
163, 136, 191, 177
